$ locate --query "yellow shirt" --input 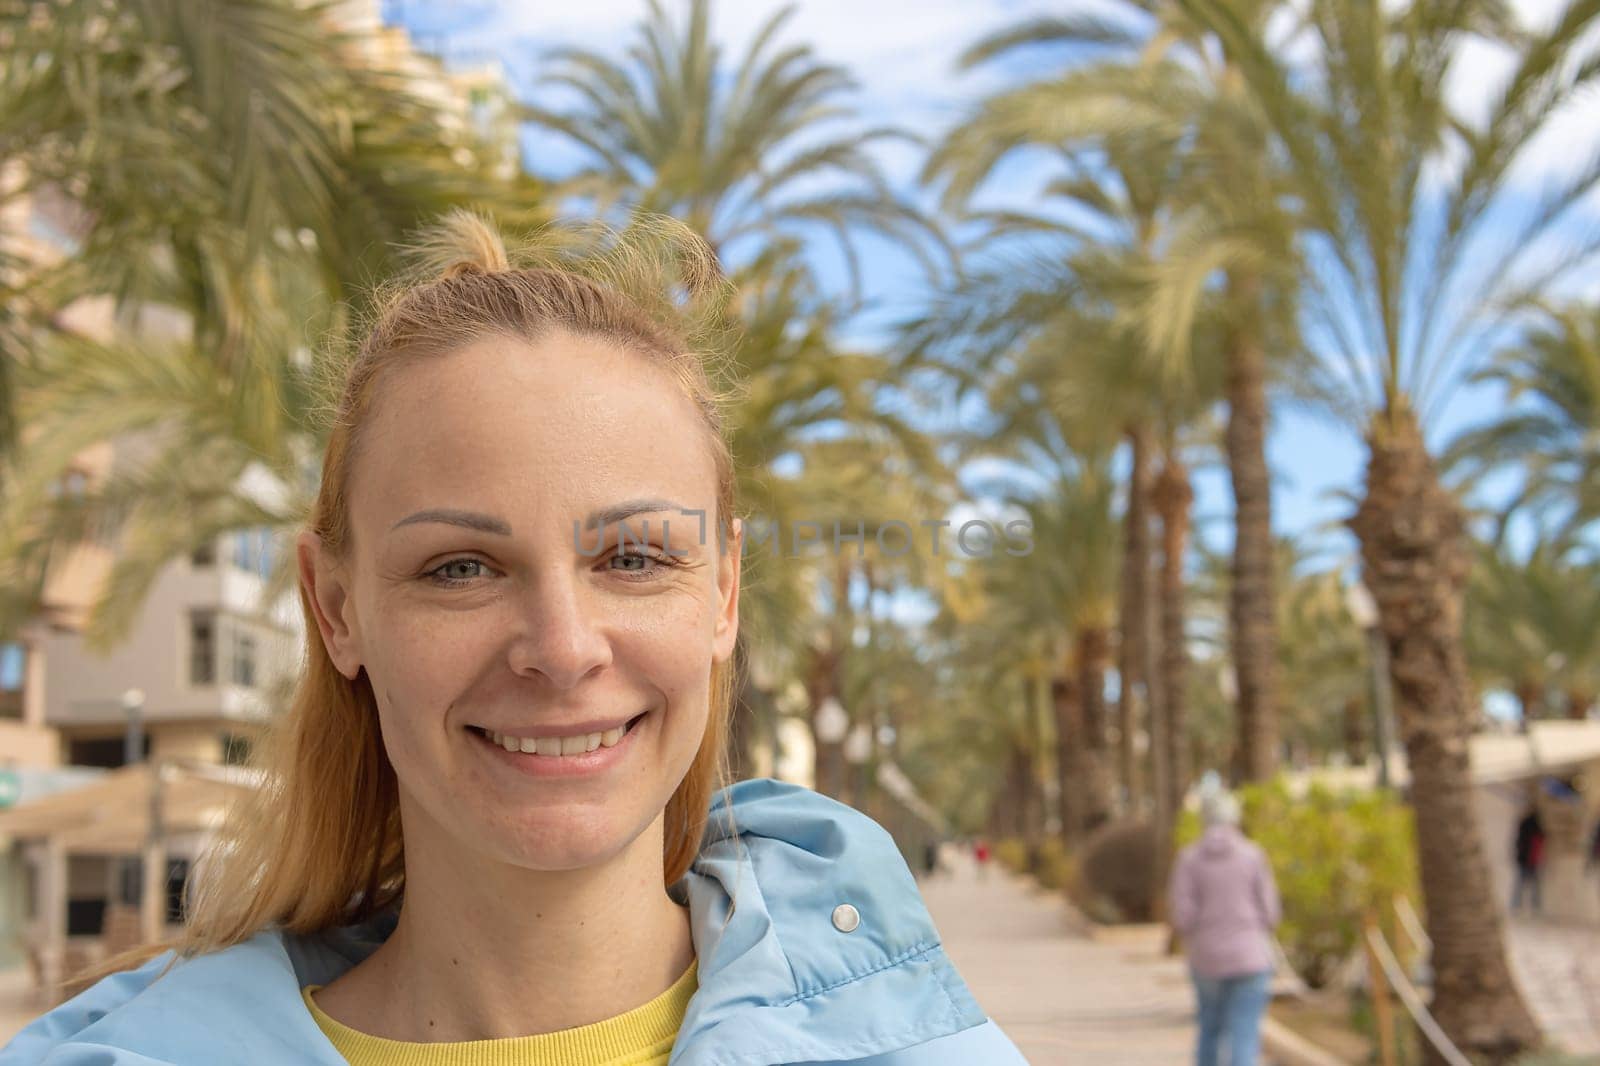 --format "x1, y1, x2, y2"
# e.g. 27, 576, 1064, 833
302, 960, 697, 1066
